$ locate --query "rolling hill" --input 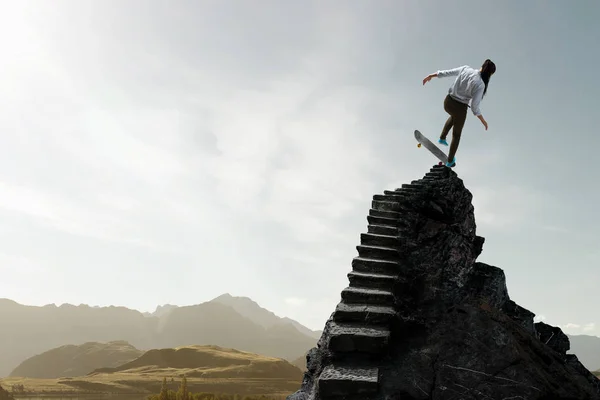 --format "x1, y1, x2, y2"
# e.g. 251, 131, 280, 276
91, 344, 302, 379
1, 345, 302, 396
9, 341, 143, 379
